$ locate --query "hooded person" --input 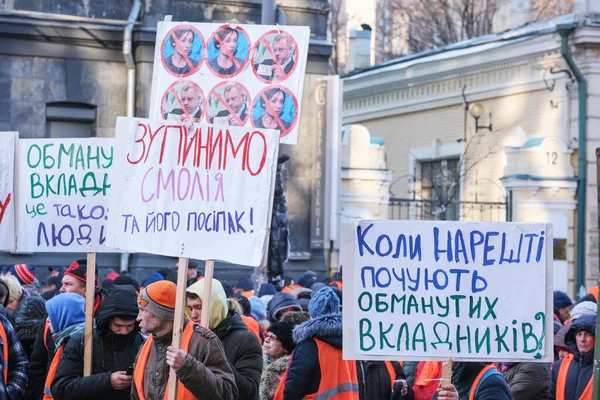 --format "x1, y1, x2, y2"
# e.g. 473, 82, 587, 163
26, 259, 100, 400
267, 292, 302, 323
186, 279, 263, 400
51, 285, 145, 400
42, 293, 86, 400
277, 287, 359, 400
0, 279, 15, 327
132, 281, 237, 400
14, 295, 47, 359
570, 301, 597, 321
550, 314, 596, 400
